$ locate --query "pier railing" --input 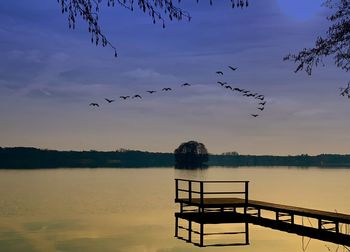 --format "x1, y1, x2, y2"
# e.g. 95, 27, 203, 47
175, 179, 249, 207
